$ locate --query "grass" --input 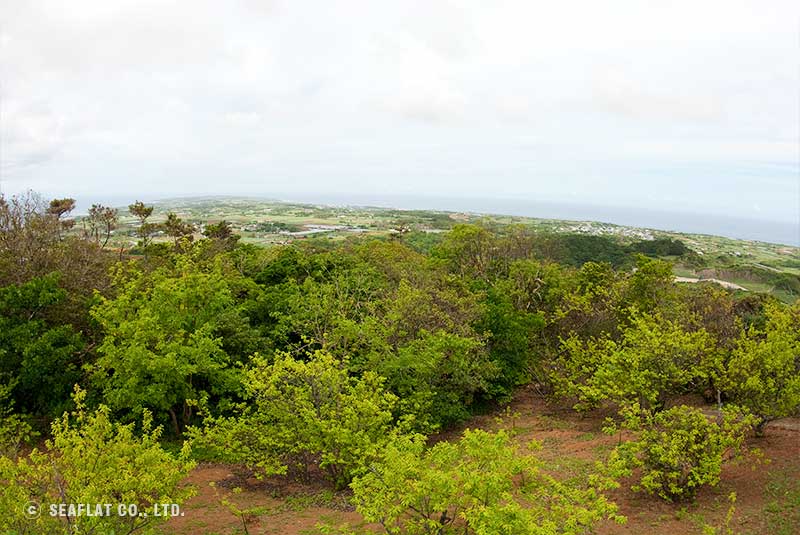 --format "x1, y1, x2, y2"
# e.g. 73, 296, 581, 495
762, 471, 800, 535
